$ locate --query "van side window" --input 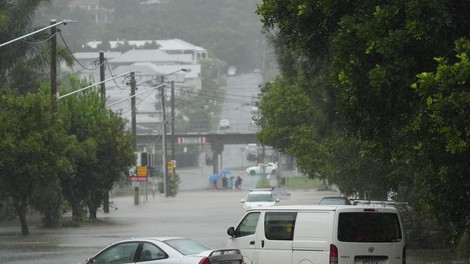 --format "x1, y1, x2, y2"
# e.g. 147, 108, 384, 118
264, 212, 297, 241
338, 212, 402, 242
235, 212, 260, 237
